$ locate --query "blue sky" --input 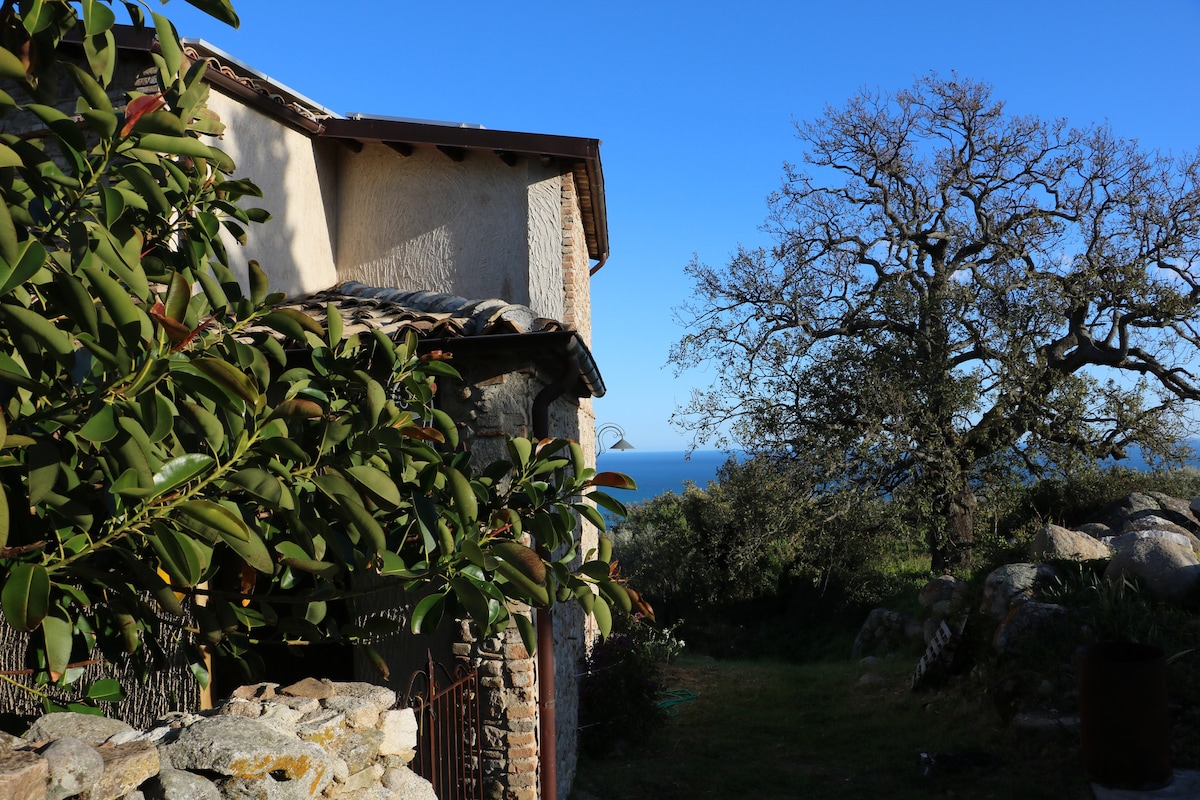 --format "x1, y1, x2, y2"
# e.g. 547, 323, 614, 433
156, 0, 1200, 451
